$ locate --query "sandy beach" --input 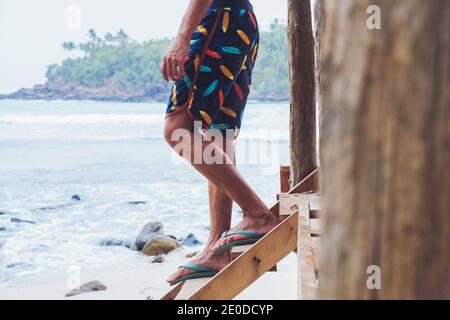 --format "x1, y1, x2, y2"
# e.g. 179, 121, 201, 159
0, 247, 297, 300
